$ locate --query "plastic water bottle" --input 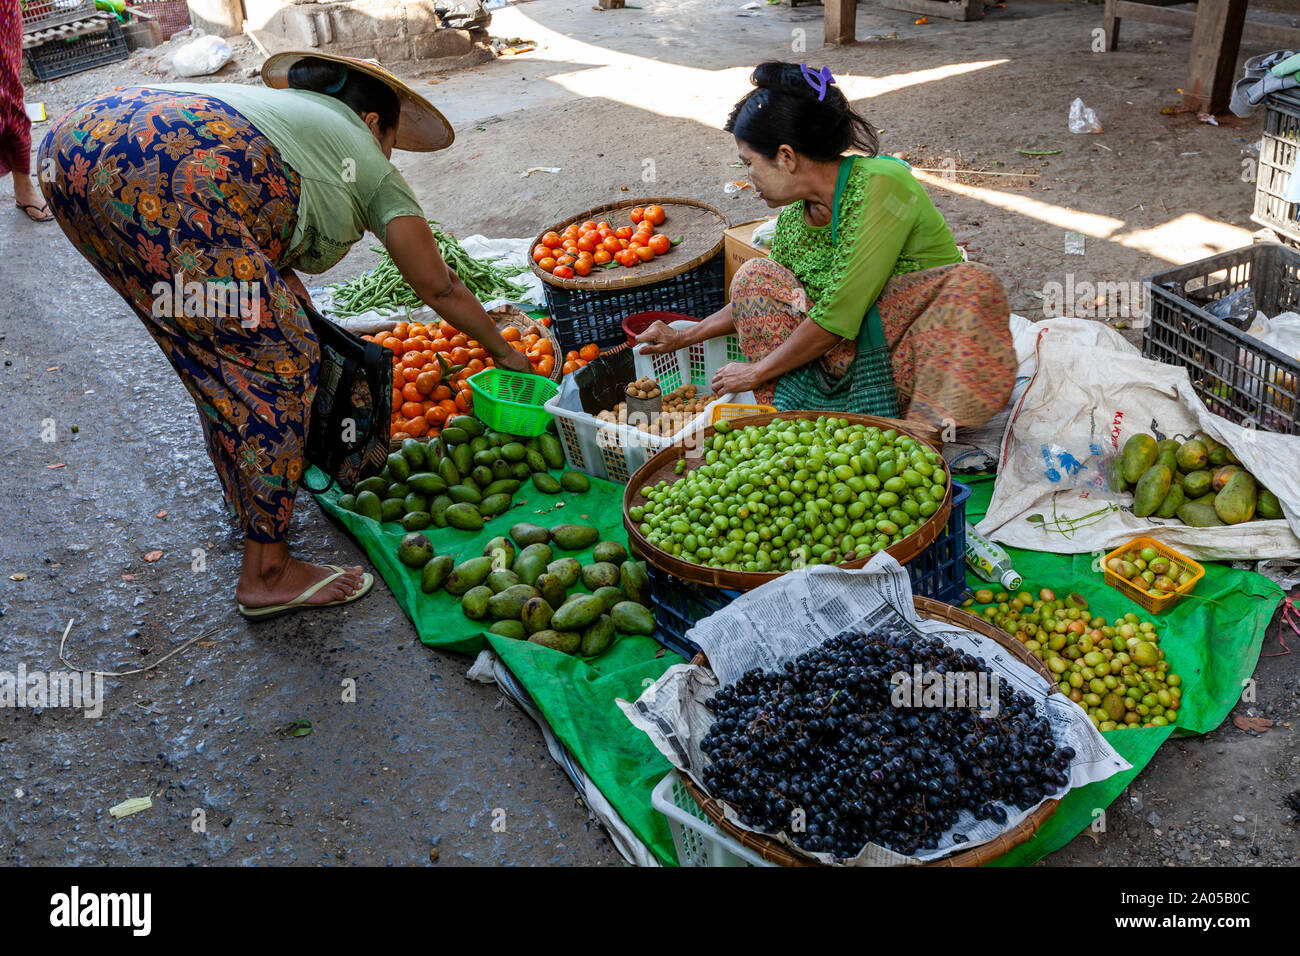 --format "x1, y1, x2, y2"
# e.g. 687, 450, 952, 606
964, 523, 1022, 592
